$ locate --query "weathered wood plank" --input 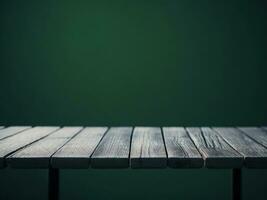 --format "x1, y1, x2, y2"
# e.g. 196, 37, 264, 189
163, 127, 203, 168
51, 127, 108, 168
0, 127, 59, 168
130, 127, 167, 168
91, 127, 132, 168
214, 127, 267, 168
186, 127, 243, 168
7, 127, 82, 168
0, 126, 31, 140
238, 127, 267, 148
